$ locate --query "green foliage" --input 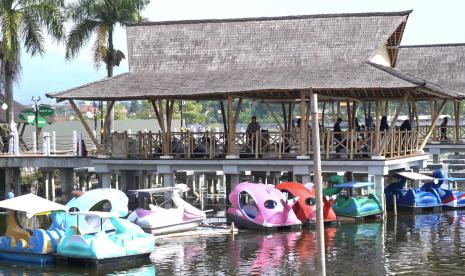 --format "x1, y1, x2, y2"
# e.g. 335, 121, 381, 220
114, 103, 127, 120
65, 0, 150, 76
0, 0, 66, 122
